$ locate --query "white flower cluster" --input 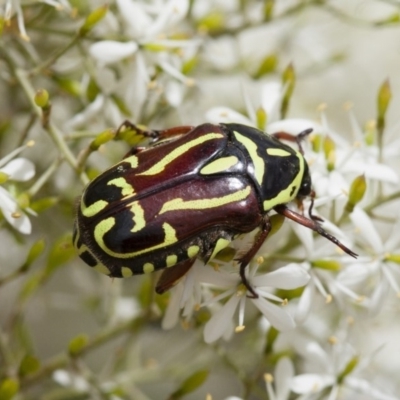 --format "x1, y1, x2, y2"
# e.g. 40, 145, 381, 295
2, 0, 400, 399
